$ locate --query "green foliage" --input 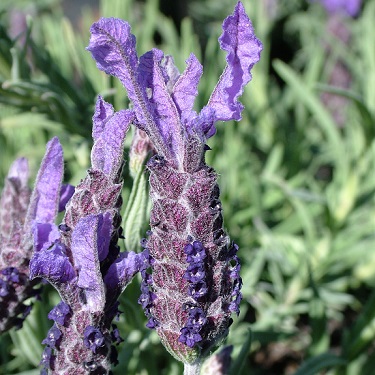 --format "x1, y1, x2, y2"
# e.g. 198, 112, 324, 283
0, 0, 374, 374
